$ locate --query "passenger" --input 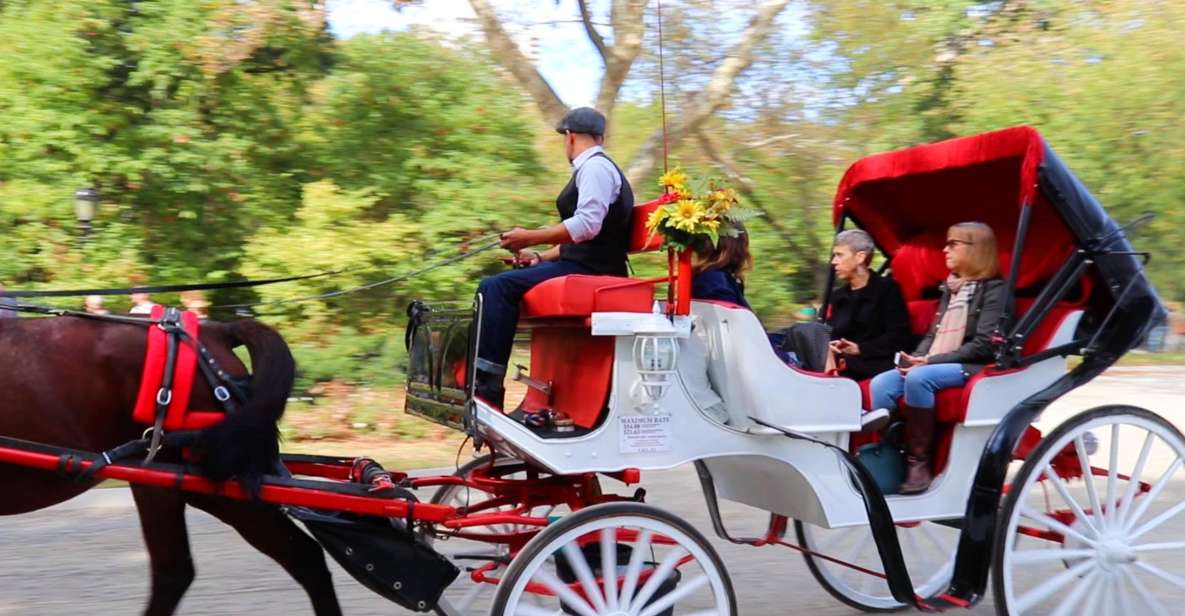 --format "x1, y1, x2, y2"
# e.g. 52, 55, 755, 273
690, 222, 752, 309
868, 222, 1006, 494
677, 224, 753, 425
825, 229, 912, 381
